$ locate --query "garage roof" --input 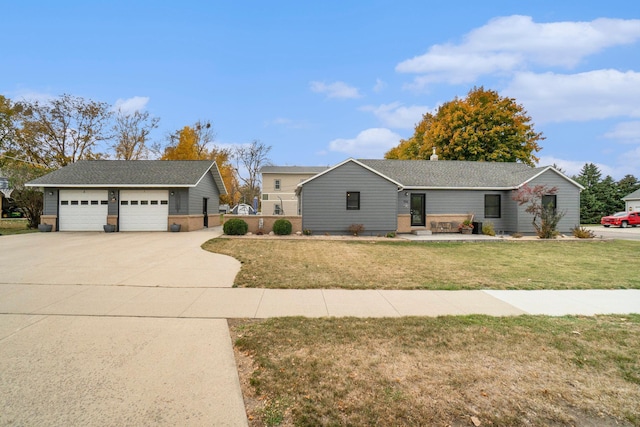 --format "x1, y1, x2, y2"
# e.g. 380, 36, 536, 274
26, 160, 227, 193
